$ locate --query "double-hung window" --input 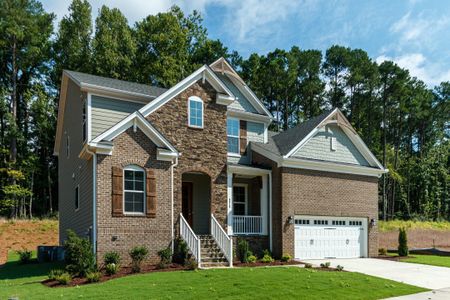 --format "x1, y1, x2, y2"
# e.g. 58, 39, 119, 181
124, 165, 145, 214
188, 96, 203, 128
233, 184, 247, 215
227, 118, 239, 154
